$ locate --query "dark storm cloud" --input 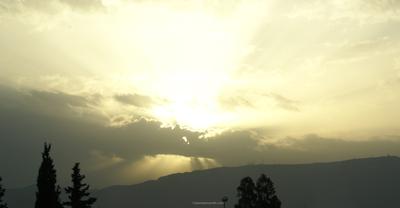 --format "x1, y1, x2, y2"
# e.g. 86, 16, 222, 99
0, 85, 400, 188
0, 85, 202, 187
114, 94, 155, 108
0, 85, 101, 122
28, 90, 89, 109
